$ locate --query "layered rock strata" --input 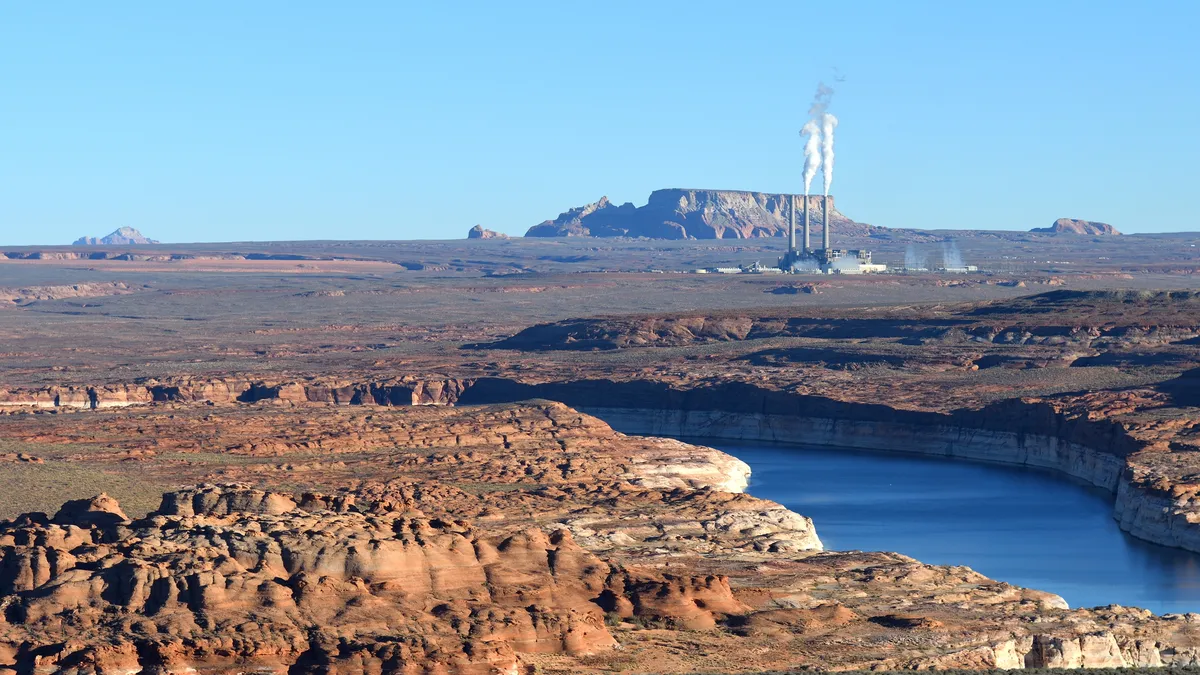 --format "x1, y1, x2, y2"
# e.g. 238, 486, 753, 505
0, 378, 470, 409
454, 378, 1200, 556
